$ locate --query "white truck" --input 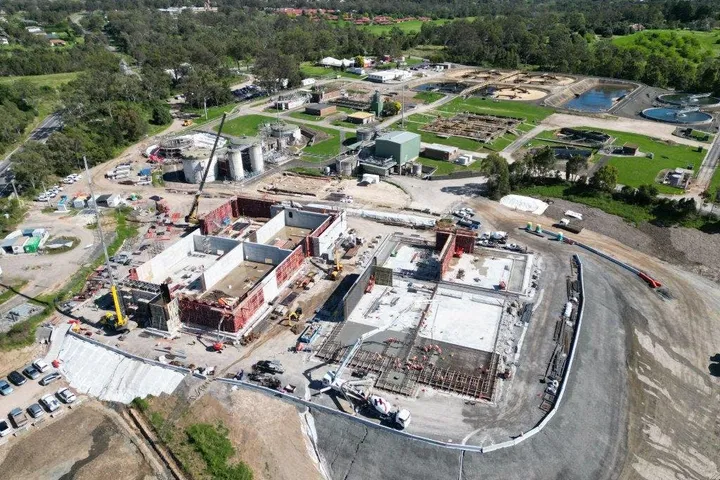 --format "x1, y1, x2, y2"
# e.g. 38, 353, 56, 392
369, 395, 412, 429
